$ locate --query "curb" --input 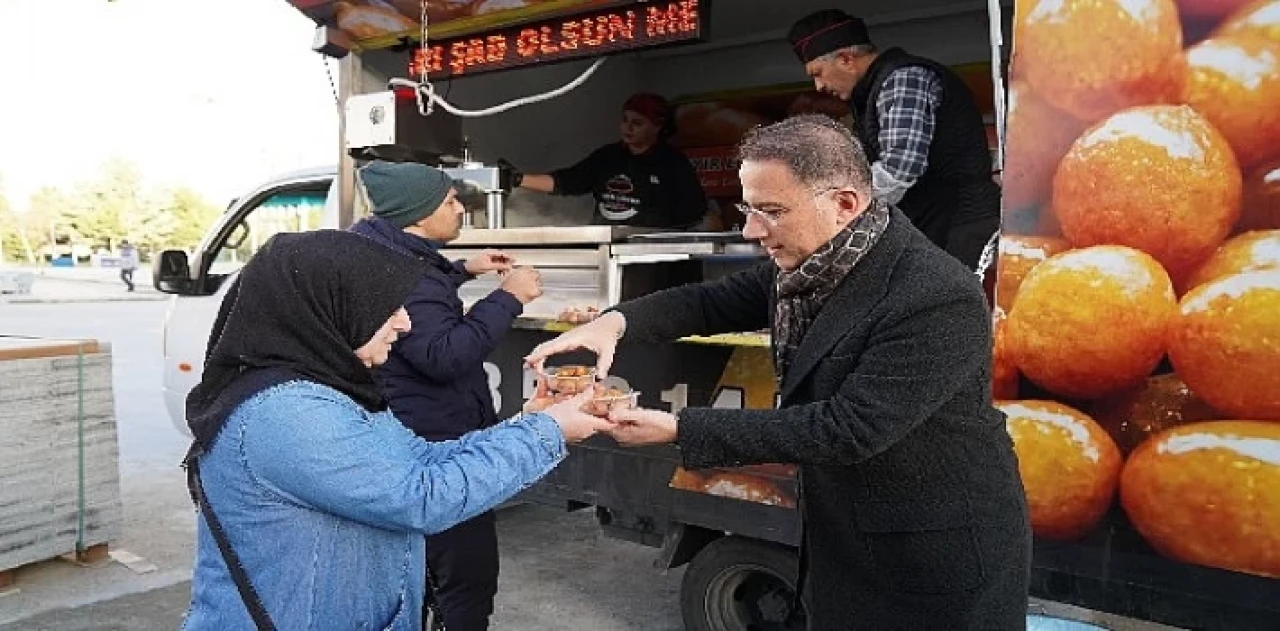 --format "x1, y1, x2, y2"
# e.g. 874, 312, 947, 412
2, 295, 169, 305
